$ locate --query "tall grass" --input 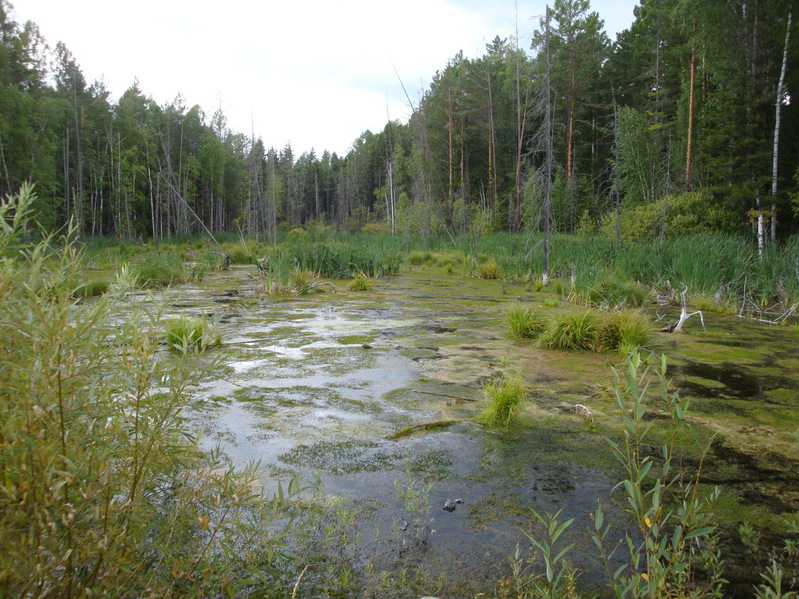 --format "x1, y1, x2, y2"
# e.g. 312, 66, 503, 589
539, 310, 603, 351
134, 247, 186, 287
0, 186, 302, 598
467, 232, 799, 307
